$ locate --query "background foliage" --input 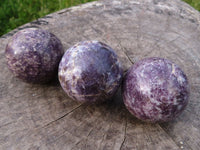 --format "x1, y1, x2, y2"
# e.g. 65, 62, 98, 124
183, 0, 200, 11
0, 0, 95, 36
0, 0, 199, 36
